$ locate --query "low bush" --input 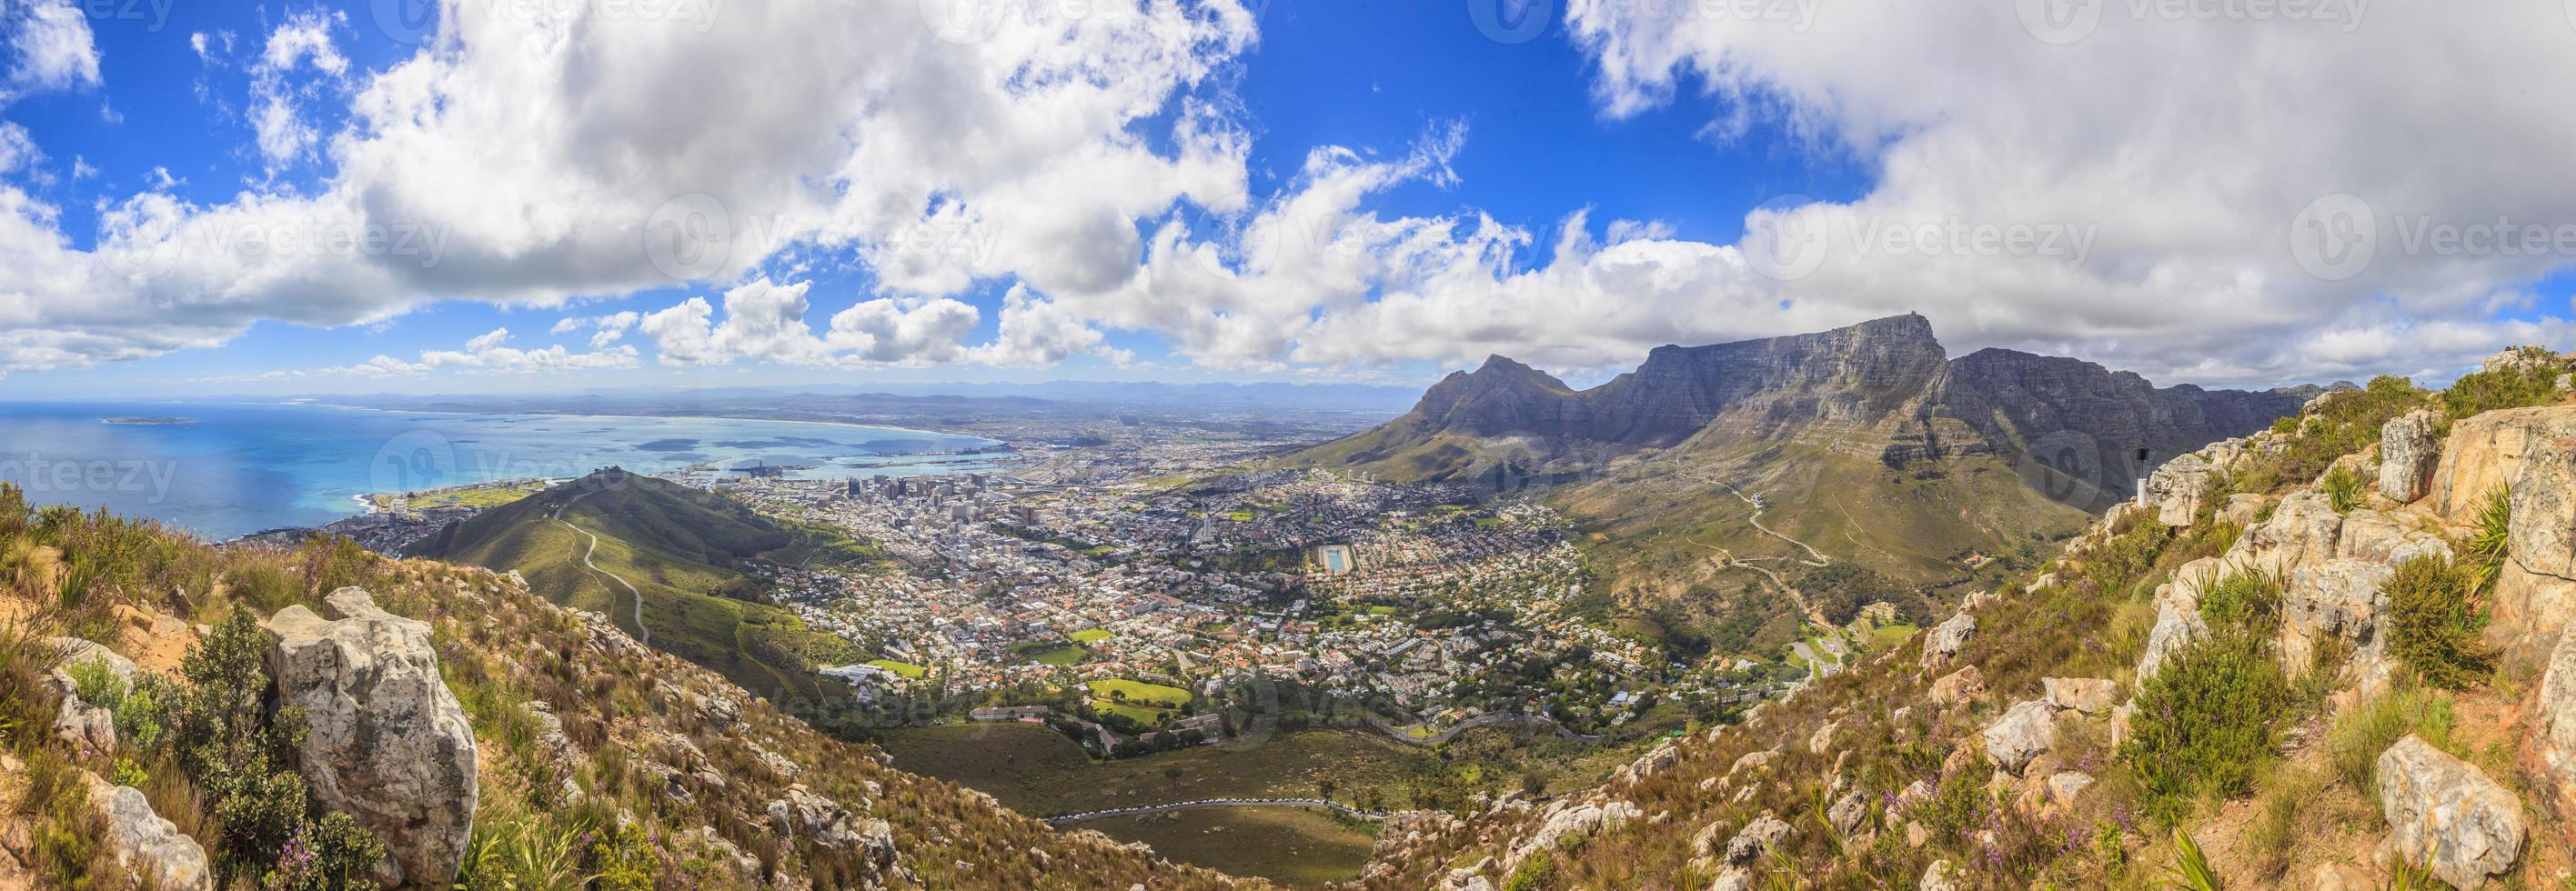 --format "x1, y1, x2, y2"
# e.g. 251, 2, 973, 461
2382, 556, 2491, 689
2442, 358, 2561, 419
2325, 685, 2453, 793
2121, 626, 2290, 823
2321, 466, 2366, 514
2195, 571, 2280, 632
